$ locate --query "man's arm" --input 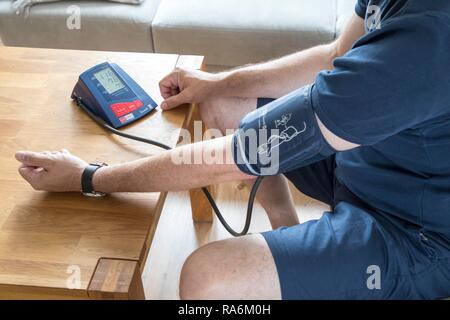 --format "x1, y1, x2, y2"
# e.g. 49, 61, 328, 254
15, 118, 358, 193
15, 136, 250, 193
160, 13, 365, 109
92, 136, 248, 193
220, 14, 365, 99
